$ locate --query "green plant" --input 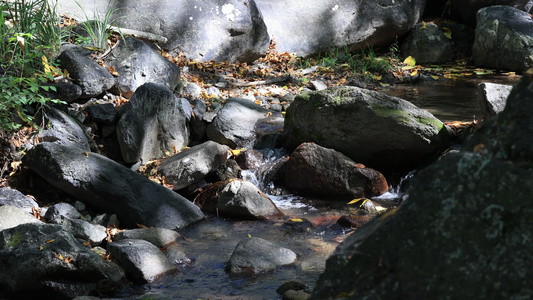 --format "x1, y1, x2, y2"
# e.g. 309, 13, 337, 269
74, 0, 121, 50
